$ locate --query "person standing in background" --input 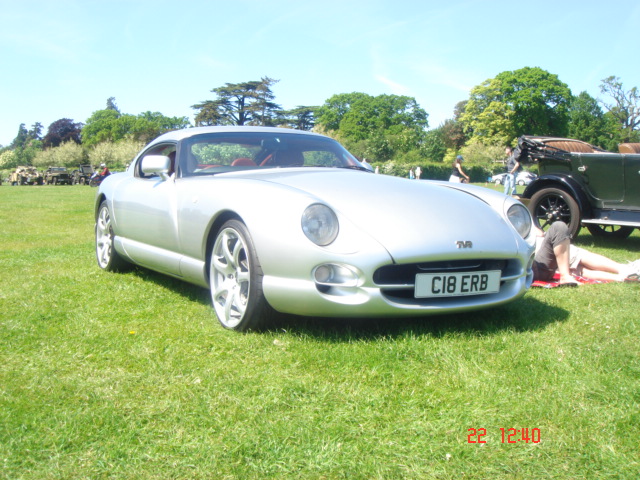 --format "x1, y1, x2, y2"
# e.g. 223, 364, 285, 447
503, 146, 520, 195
